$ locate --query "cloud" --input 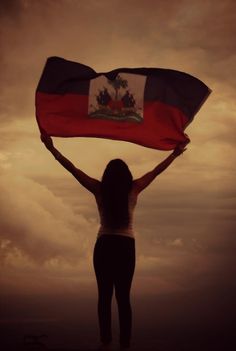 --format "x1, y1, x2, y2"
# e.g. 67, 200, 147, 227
0, 0, 235, 298
0, 169, 92, 266
169, 238, 183, 247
